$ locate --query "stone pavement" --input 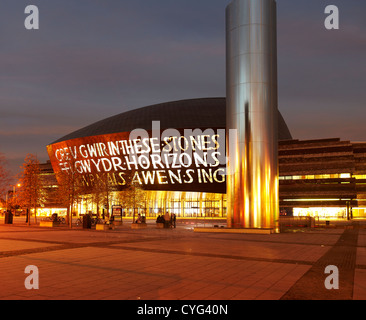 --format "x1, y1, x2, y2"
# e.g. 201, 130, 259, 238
0, 219, 365, 301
